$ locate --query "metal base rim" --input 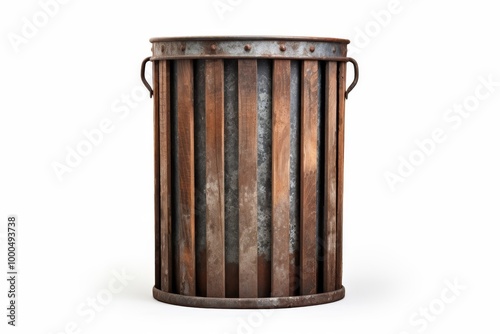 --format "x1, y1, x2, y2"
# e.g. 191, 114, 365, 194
152, 286, 345, 309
